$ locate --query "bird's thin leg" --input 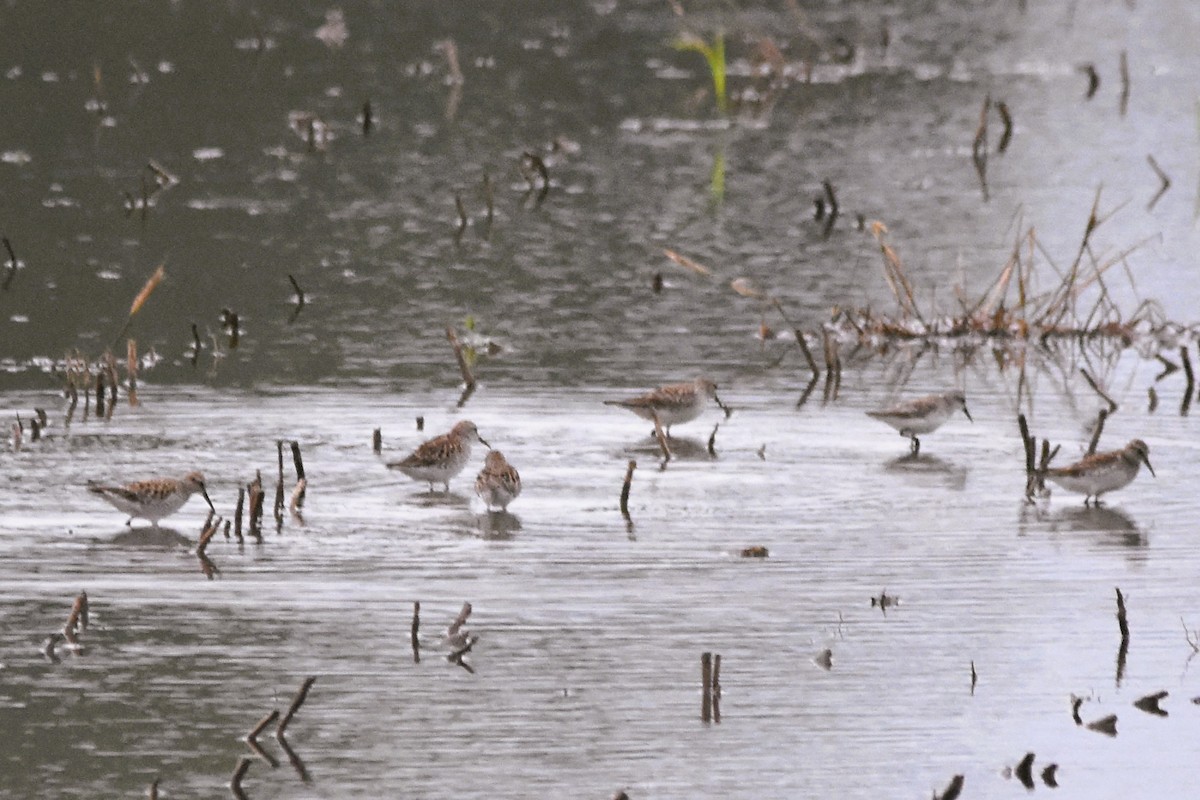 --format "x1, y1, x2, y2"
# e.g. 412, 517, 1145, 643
443, 481, 450, 493
909, 434, 920, 455
125, 518, 132, 526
